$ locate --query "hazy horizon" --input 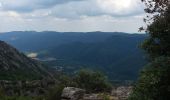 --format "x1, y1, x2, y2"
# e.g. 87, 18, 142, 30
0, 30, 146, 34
